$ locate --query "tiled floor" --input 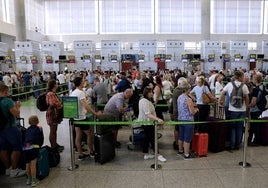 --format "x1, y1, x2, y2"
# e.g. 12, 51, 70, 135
1, 103, 268, 188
